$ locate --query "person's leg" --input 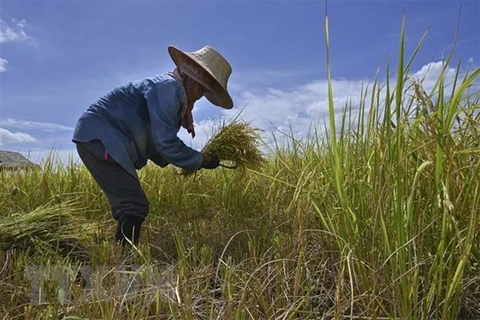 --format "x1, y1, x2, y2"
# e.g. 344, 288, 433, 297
75, 140, 148, 245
